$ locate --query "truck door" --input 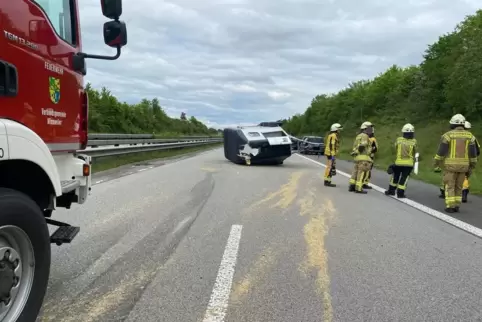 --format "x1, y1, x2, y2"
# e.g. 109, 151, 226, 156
2, 1, 83, 151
